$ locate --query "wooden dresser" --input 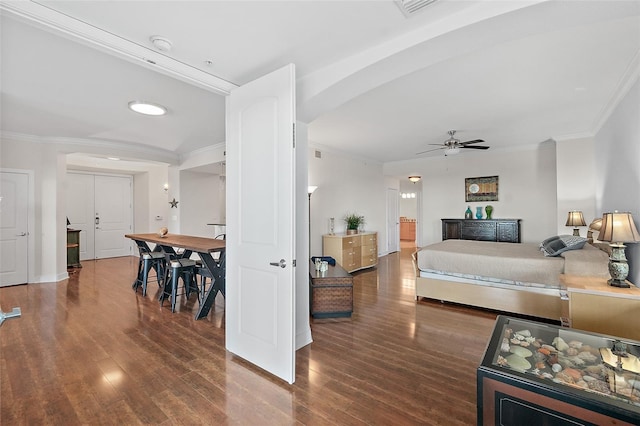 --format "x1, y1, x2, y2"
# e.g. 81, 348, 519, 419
322, 232, 377, 273
441, 218, 521, 243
